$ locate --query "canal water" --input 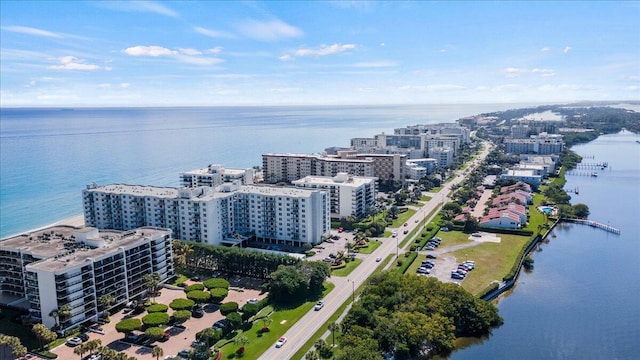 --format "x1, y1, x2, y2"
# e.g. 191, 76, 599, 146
449, 130, 640, 360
